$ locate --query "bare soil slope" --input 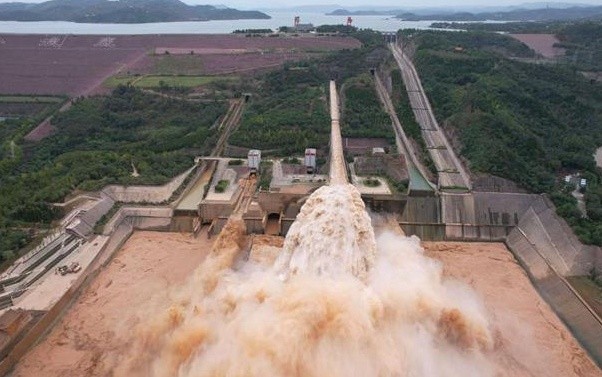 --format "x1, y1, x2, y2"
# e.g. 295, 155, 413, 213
511, 34, 566, 58
0, 34, 360, 96
424, 241, 601, 377
12, 231, 213, 376
12, 237, 600, 376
